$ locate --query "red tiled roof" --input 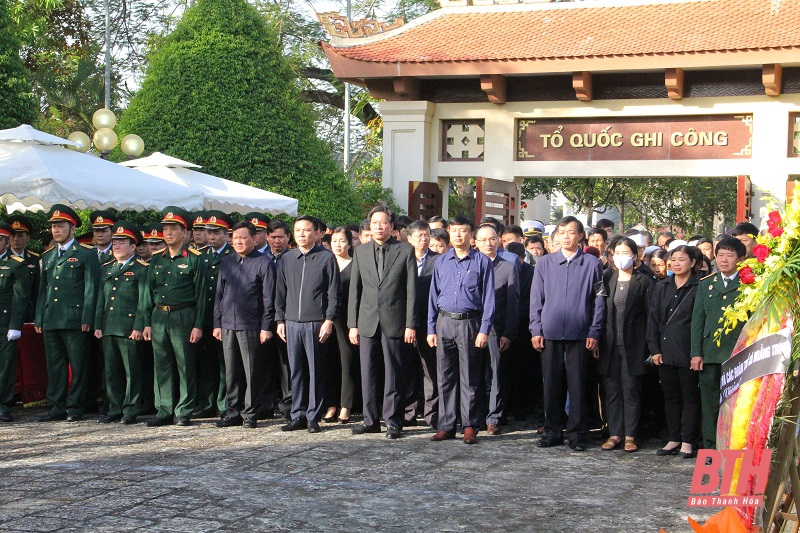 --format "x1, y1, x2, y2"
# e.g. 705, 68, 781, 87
323, 0, 800, 64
